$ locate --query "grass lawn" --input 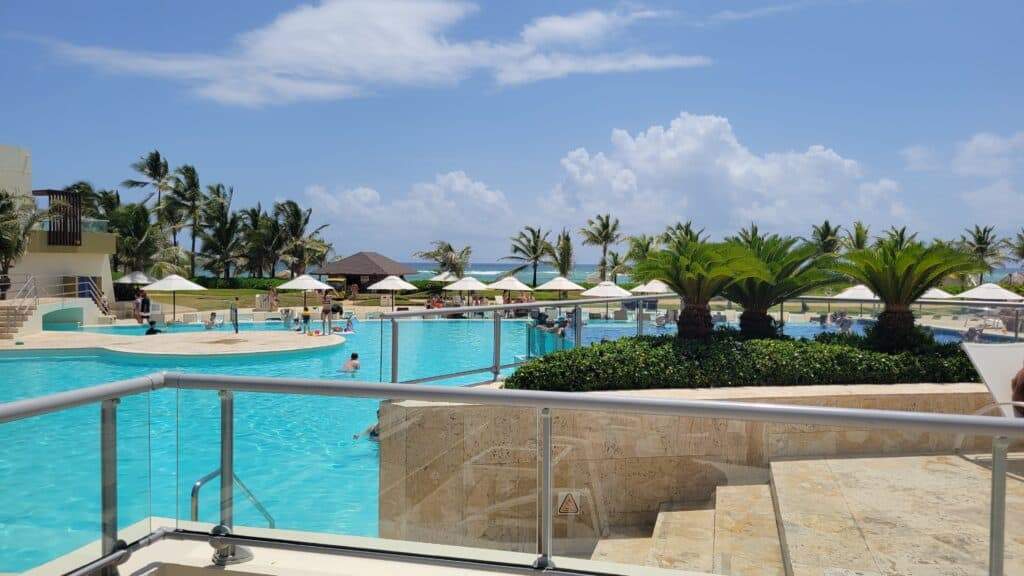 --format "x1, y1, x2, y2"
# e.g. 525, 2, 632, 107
149, 288, 309, 311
